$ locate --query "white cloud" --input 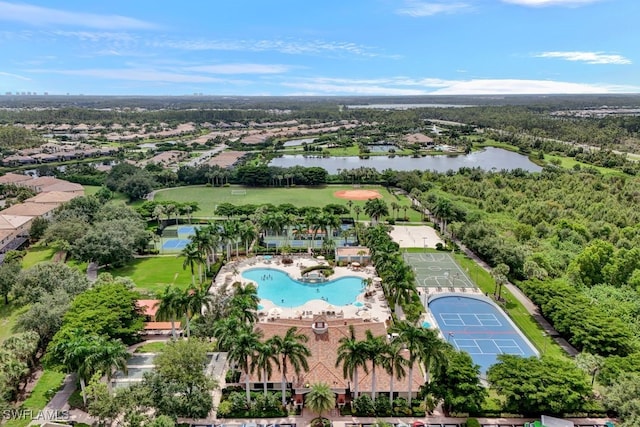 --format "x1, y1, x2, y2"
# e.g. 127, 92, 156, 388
0, 1, 156, 29
0, 71, 30, 81
281, 76, 635, 95
152, 38, 384, 57
186, 64, 290, 74
502, 0, 600, 6
51, 31, 137, 43
396, 1, 472, 16
535, 51, 631, 65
